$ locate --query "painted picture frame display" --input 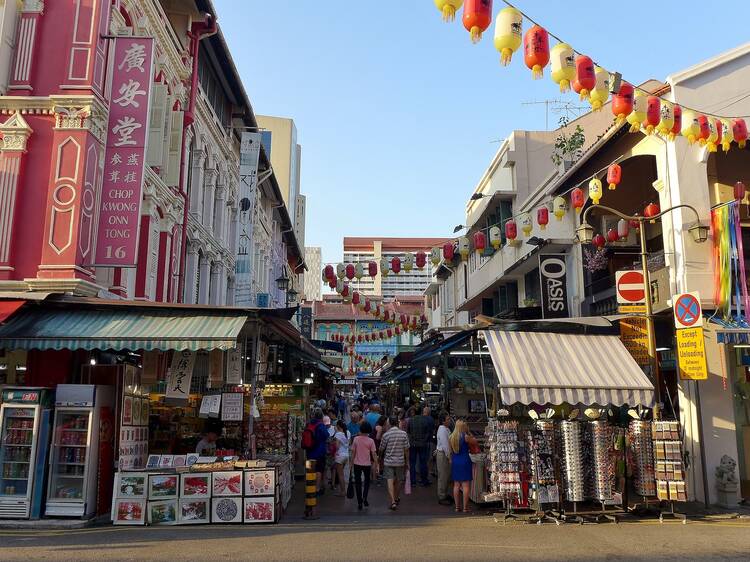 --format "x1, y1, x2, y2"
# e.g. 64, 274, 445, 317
180, 473, 210, 498
212, 471, 242, 496
148, 499, 177, 525
243, 497, 275, 523
116, 472, 147, 498
113, 499, 146, 525
212, 497, 242, 523
179, 499, 210, 524
148, 474, 178, 499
